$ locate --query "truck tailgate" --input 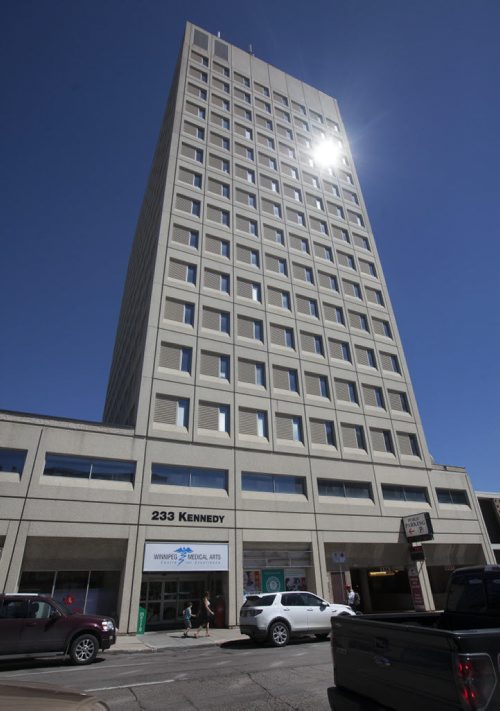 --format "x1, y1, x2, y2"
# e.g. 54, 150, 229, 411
332, 615, 463, 711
